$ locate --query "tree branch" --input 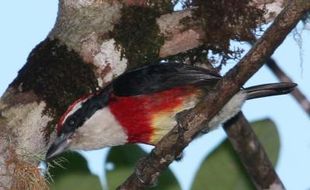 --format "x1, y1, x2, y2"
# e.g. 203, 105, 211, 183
118, 1, 310, 189
0, 0, 304, 189
158, 9, 205, 57
266, 58, 310, 117
49, 0, 288, 73
158, 0, 287, 57
224, 112, 285, 190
